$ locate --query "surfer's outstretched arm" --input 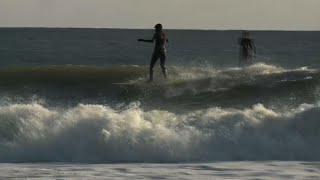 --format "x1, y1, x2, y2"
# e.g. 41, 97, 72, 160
138, 34, 156, 43
138, 35, 155, 43
137, 39, 154, 43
